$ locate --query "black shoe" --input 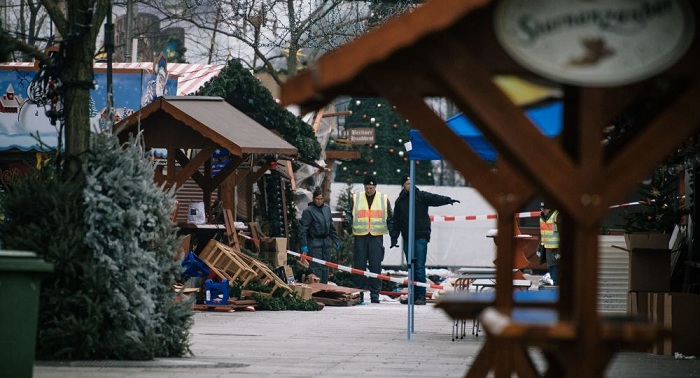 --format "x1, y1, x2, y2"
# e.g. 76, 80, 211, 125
371, 298, 380, 304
